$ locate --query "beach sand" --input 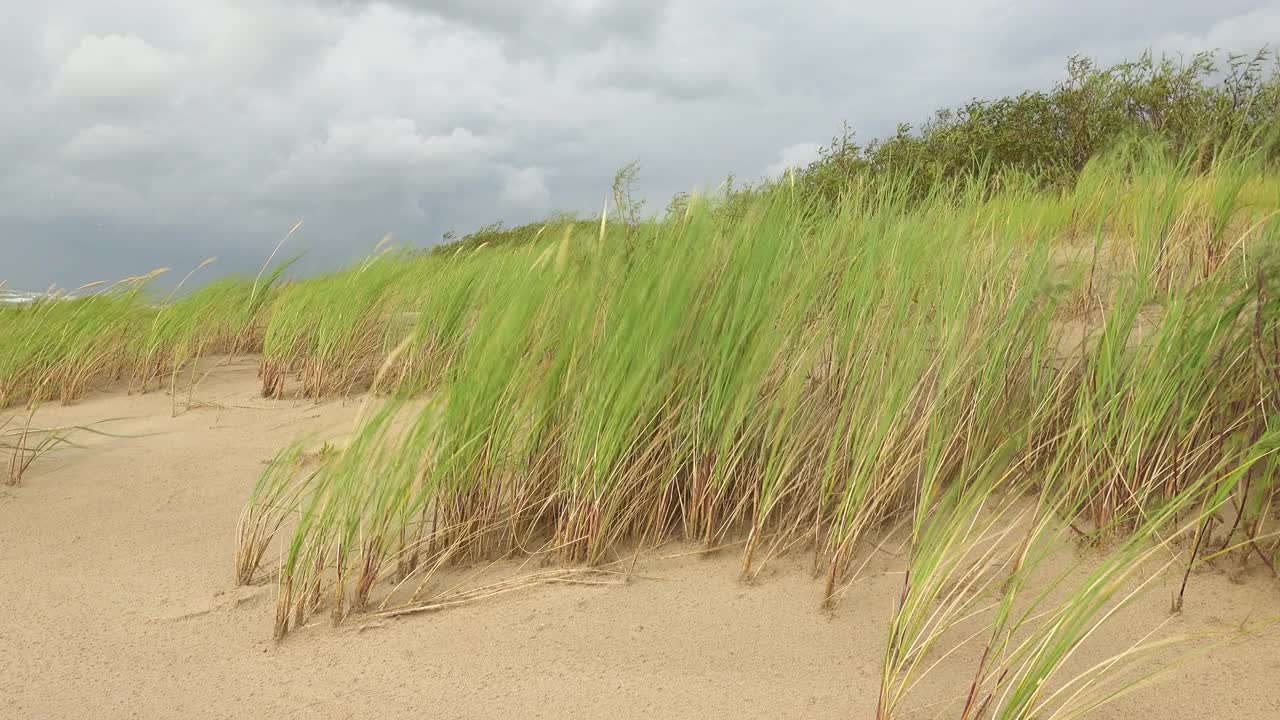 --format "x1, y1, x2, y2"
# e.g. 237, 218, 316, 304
2, 357, 1278, 719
